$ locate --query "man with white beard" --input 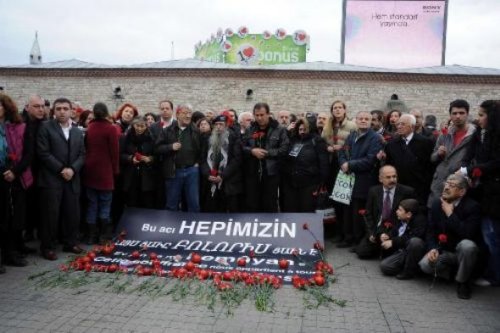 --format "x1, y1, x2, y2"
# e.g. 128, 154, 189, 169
200, 114, 243, 212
